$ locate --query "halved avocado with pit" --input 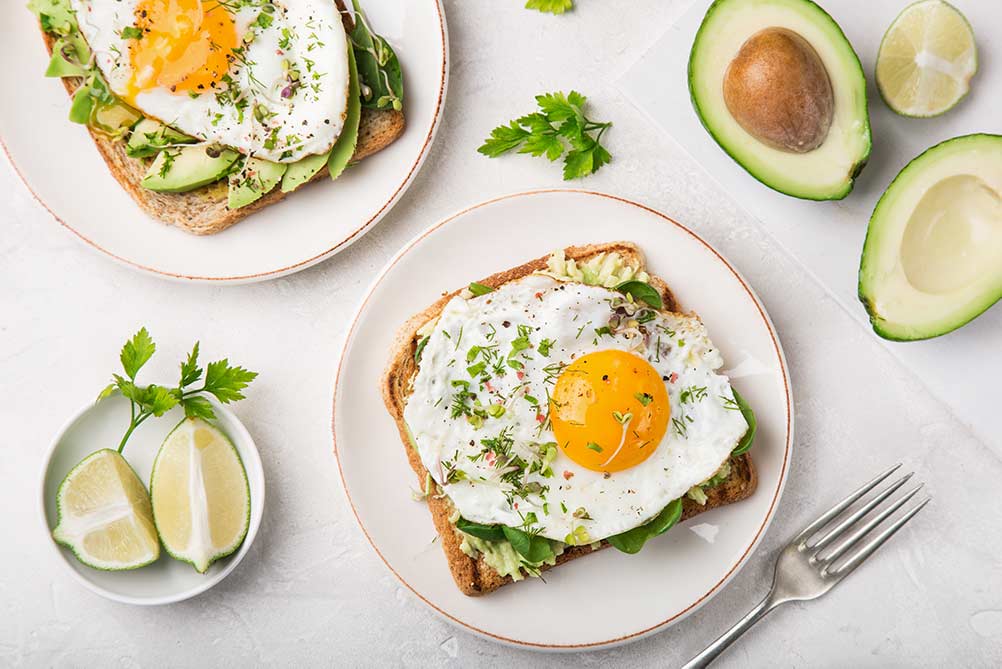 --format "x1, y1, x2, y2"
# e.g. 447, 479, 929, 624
859, 134, 1002, 341
688, 0, 871, 200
